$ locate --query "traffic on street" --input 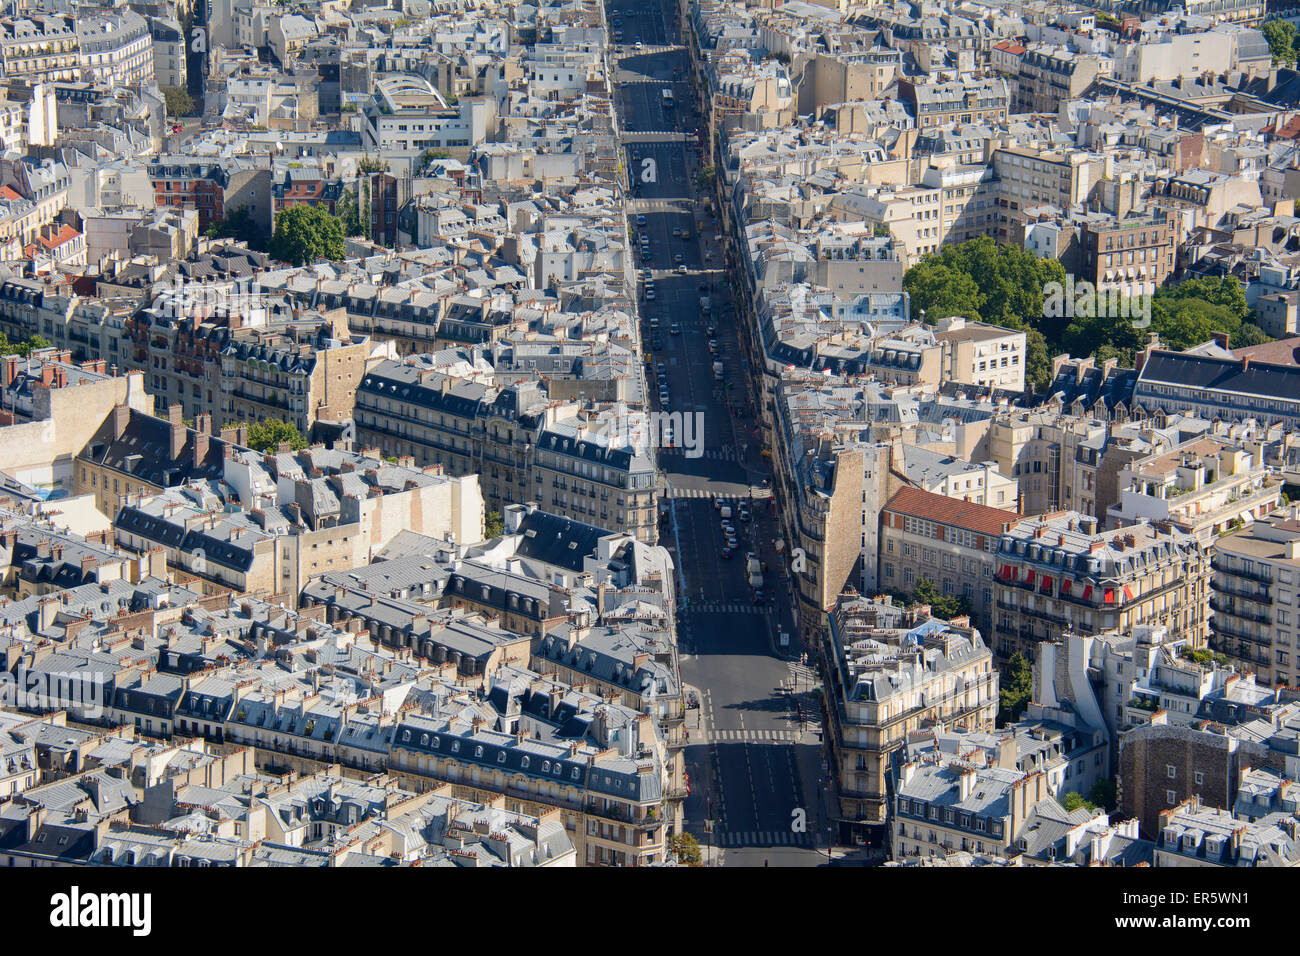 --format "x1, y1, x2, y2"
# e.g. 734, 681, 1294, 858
608, 0, 830, 866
